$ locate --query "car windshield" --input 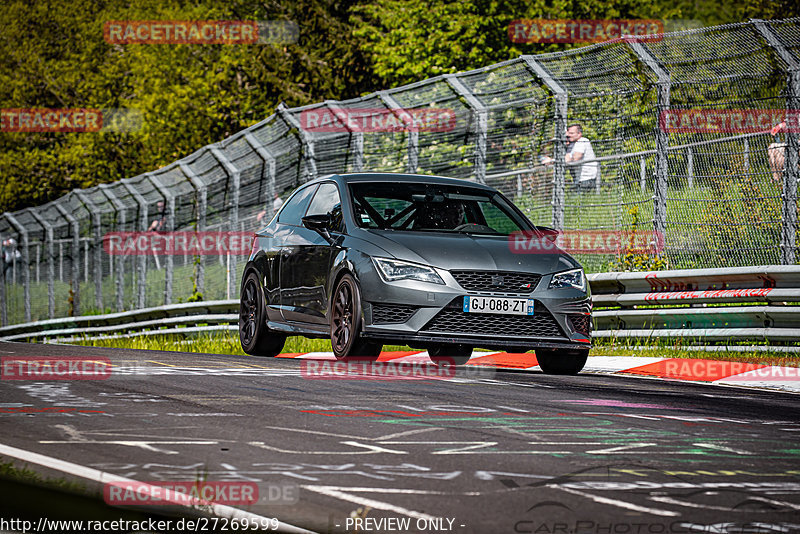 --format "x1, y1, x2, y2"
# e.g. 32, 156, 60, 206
349, 181, 530, 235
